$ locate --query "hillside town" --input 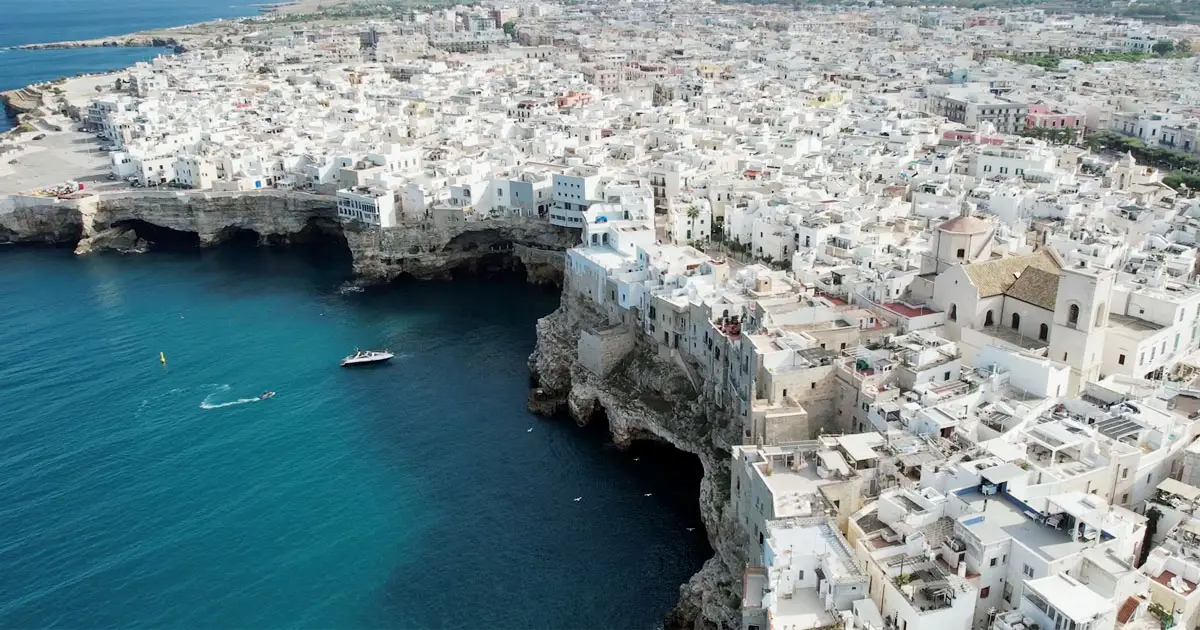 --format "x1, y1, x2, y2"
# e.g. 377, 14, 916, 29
55, 1, 1200, 628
